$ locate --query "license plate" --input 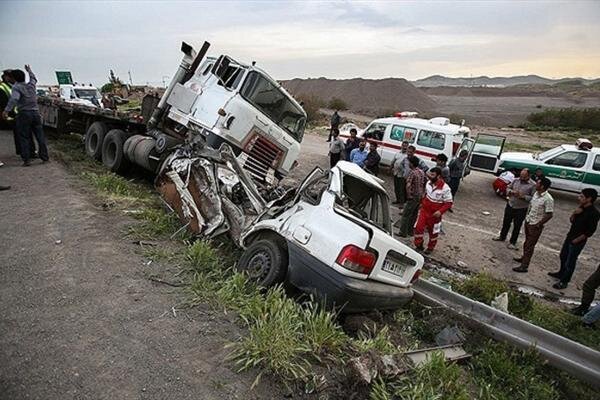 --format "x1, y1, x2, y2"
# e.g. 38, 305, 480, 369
382, 258, 407, 277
